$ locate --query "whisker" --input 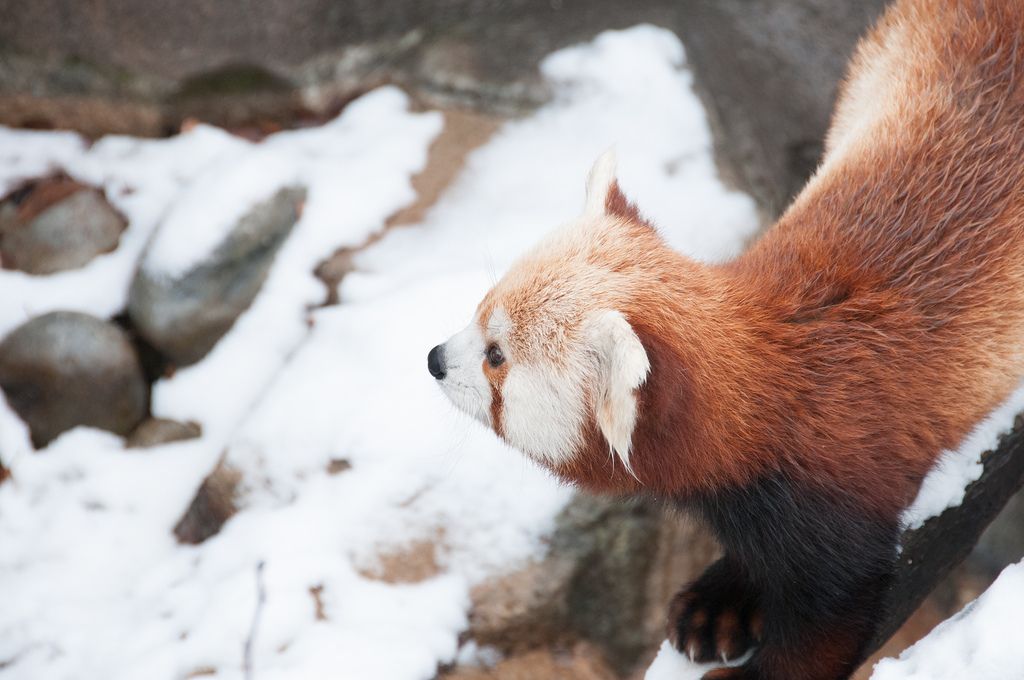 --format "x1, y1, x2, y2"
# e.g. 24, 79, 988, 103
483, 248, 499, 287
